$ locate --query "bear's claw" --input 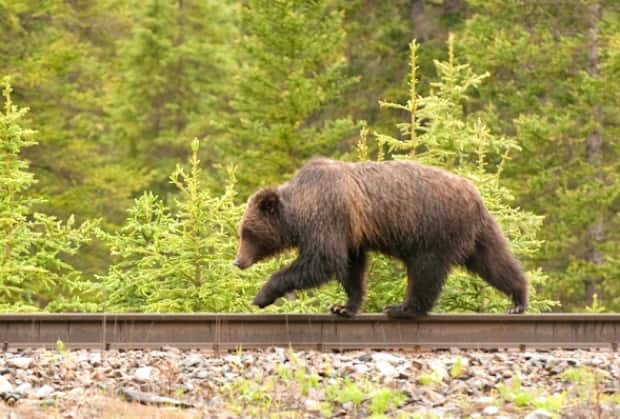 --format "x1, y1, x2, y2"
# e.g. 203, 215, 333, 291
329, 304, 356, 318
384, 304, 426, 319
507, 304, 526, 314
